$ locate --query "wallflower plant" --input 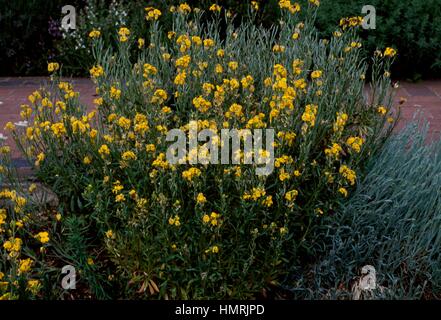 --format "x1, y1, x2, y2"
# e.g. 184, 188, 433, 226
0, 1, 398, 299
